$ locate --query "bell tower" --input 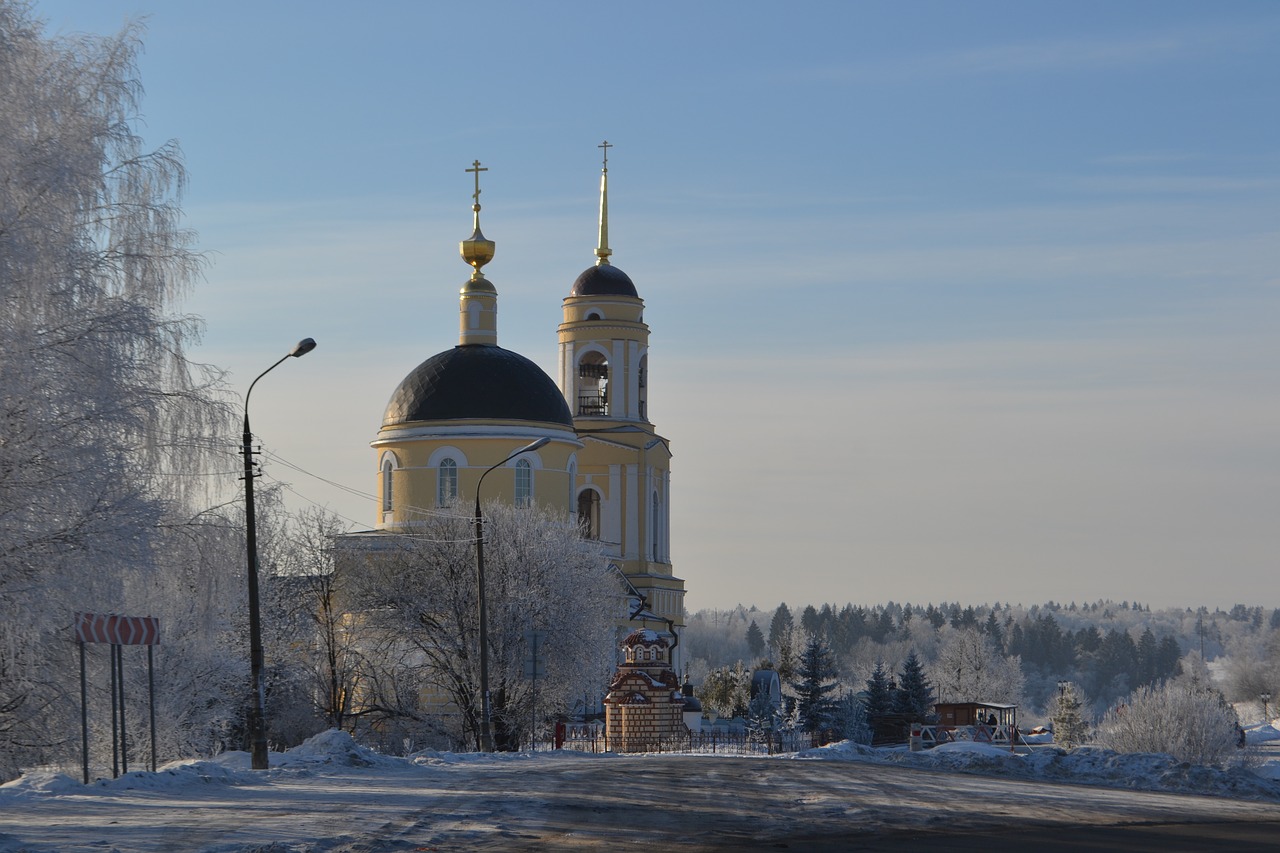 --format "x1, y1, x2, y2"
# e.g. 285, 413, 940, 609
557, 142, 684, 656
